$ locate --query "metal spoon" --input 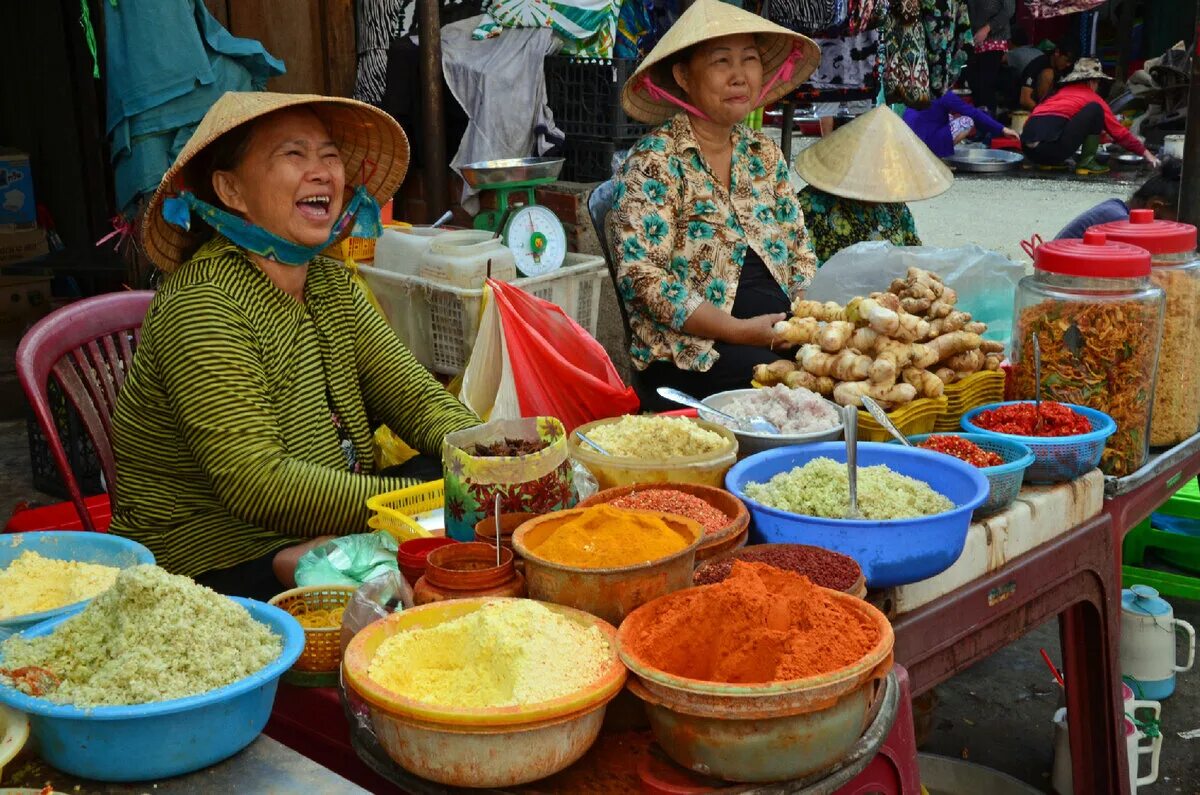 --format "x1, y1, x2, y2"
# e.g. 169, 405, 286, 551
575, 431, 611, 455
861, 396, 912, 446
845, 404, 861, 519
655, 387, 781, 435
1033, 336, 1043, 434
493, 494, 502, 568
431, 210, 453, 228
